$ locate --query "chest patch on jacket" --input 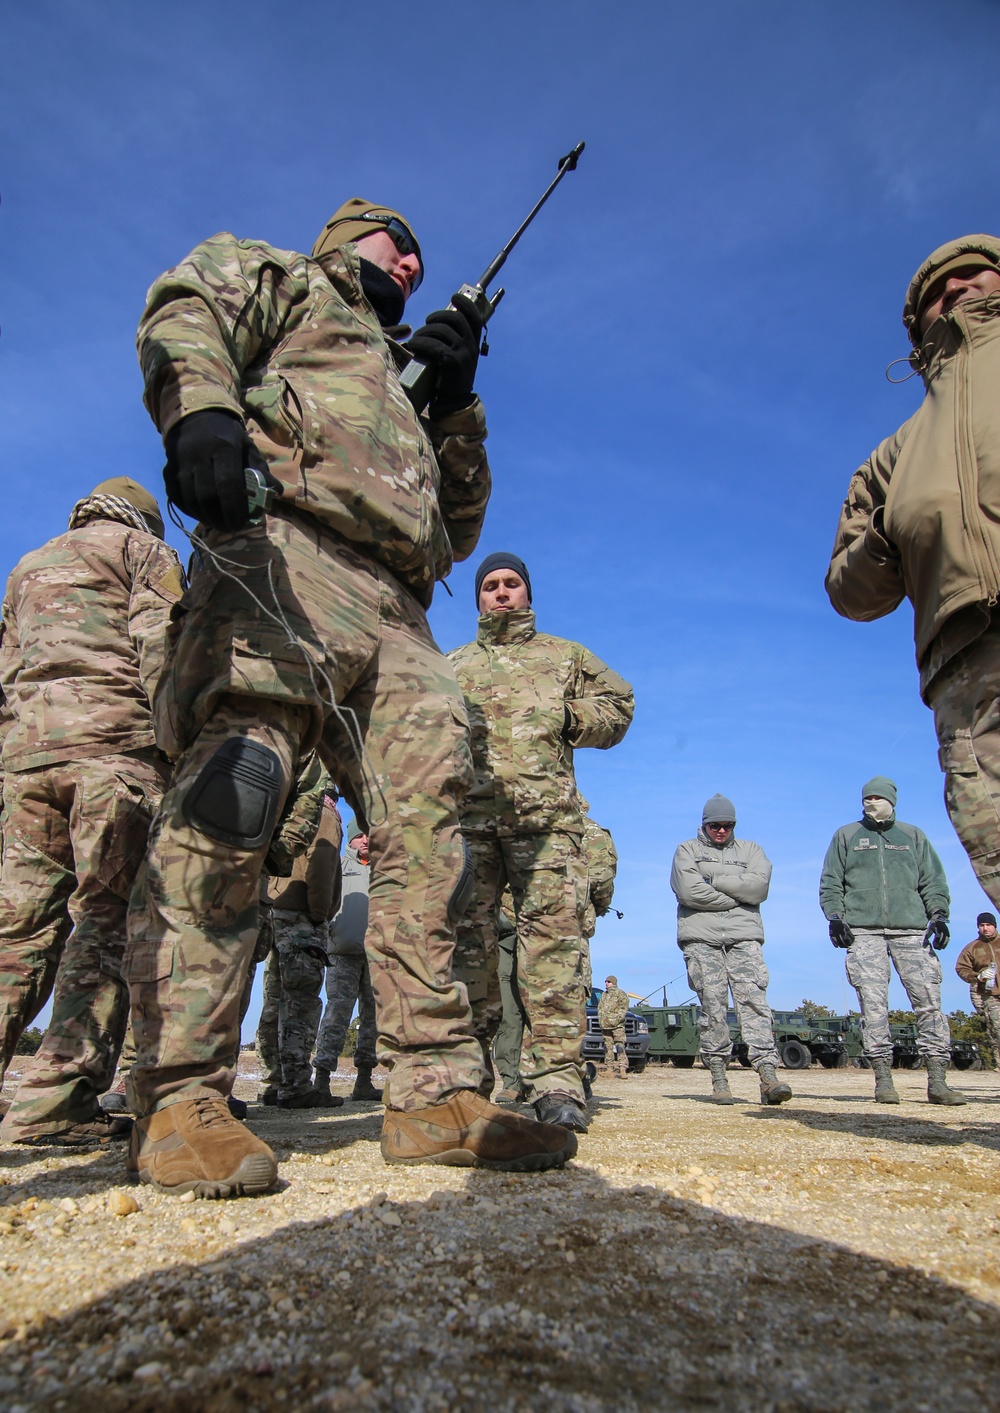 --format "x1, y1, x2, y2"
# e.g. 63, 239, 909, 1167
854, 839, 875, 850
